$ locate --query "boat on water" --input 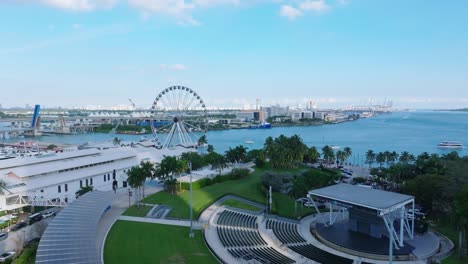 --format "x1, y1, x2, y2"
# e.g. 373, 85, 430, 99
244, 140, 255, 144
437, 141, 463, 148
248, 122, 272, 129
330, 145, 341, 150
